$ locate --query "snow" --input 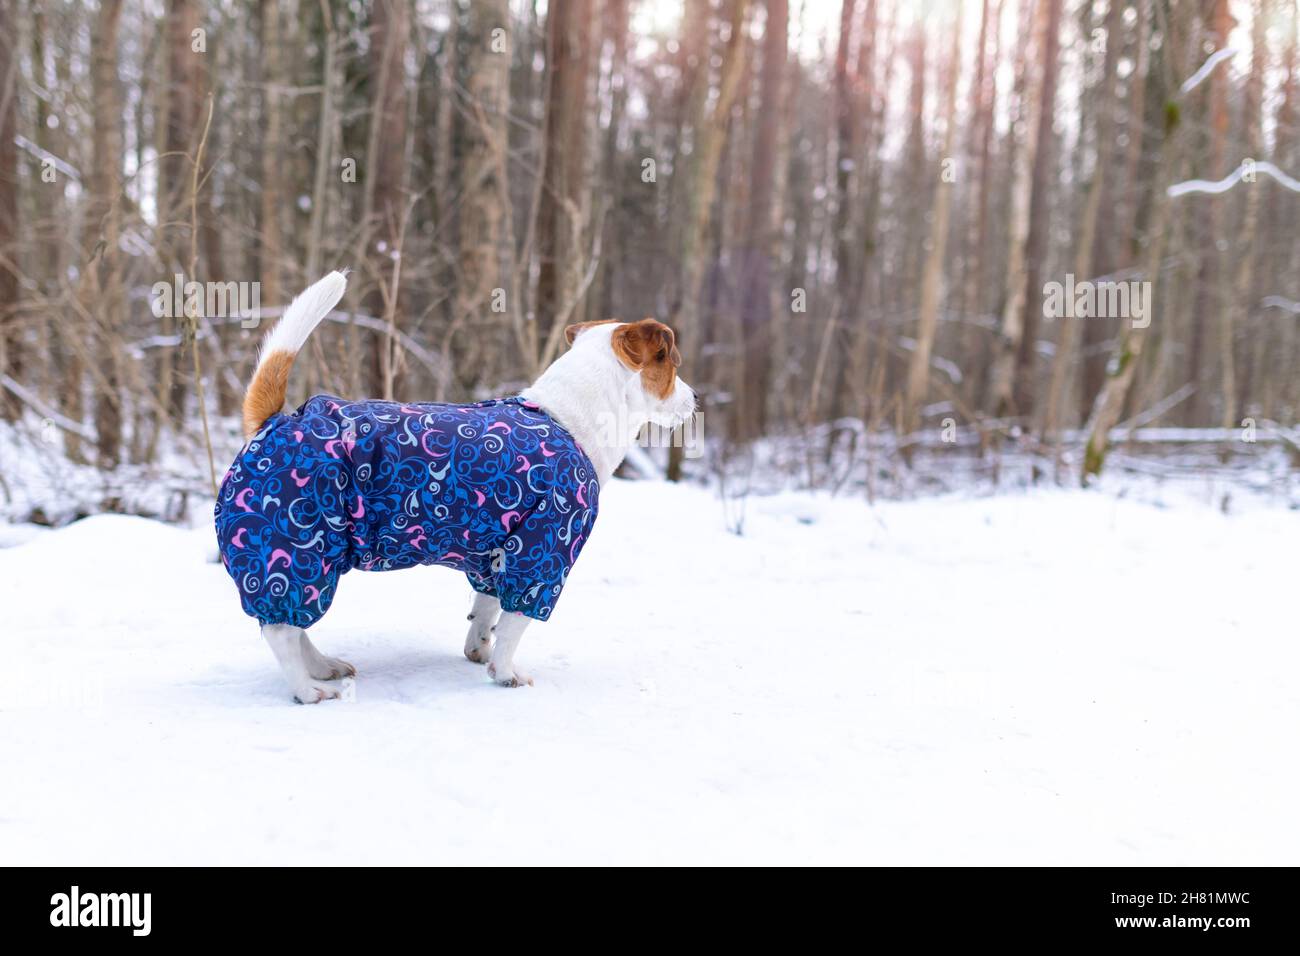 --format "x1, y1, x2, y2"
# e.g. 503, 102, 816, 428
1, 479, 1297, 865
1167, 159, 1300, 197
